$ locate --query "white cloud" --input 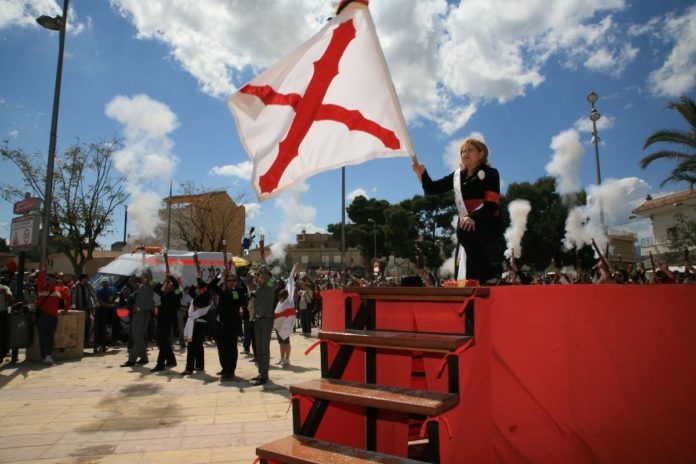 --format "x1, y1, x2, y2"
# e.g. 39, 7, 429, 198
545, 129, 584, 195
8, 130, 18, 138
347, 188, 369, 201
648, 5, 696, 97
108, 0, 643, 135
573, 114, 614, 134
105, 94, 179, 238
0, 0, 60, 29
210, 160, 252, 180
0, 0, 87, 34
